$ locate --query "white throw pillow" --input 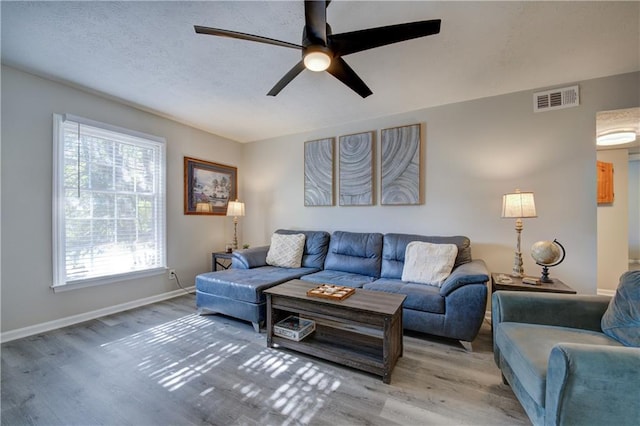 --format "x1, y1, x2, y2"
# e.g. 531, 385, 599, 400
401, 241, 459, 287
266, 233, 306, 268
